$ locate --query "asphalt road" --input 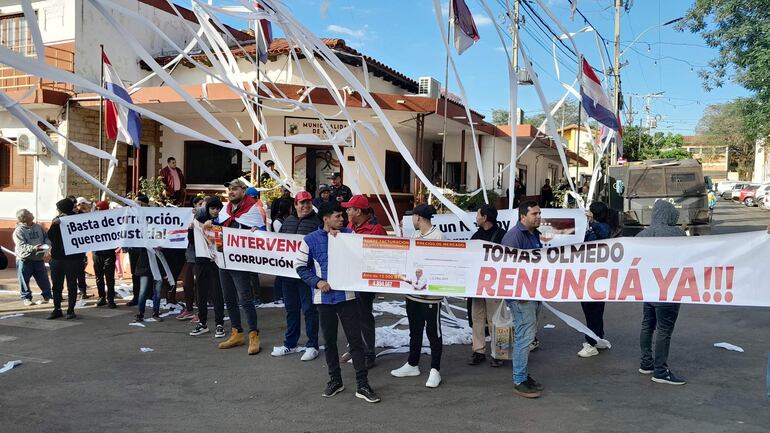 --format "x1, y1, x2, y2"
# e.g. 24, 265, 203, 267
1, 200, 769, 433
